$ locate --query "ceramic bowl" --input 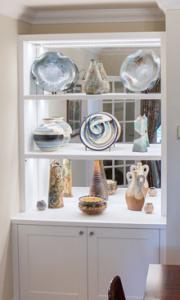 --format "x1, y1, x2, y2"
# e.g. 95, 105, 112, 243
79, 196, 107, 215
